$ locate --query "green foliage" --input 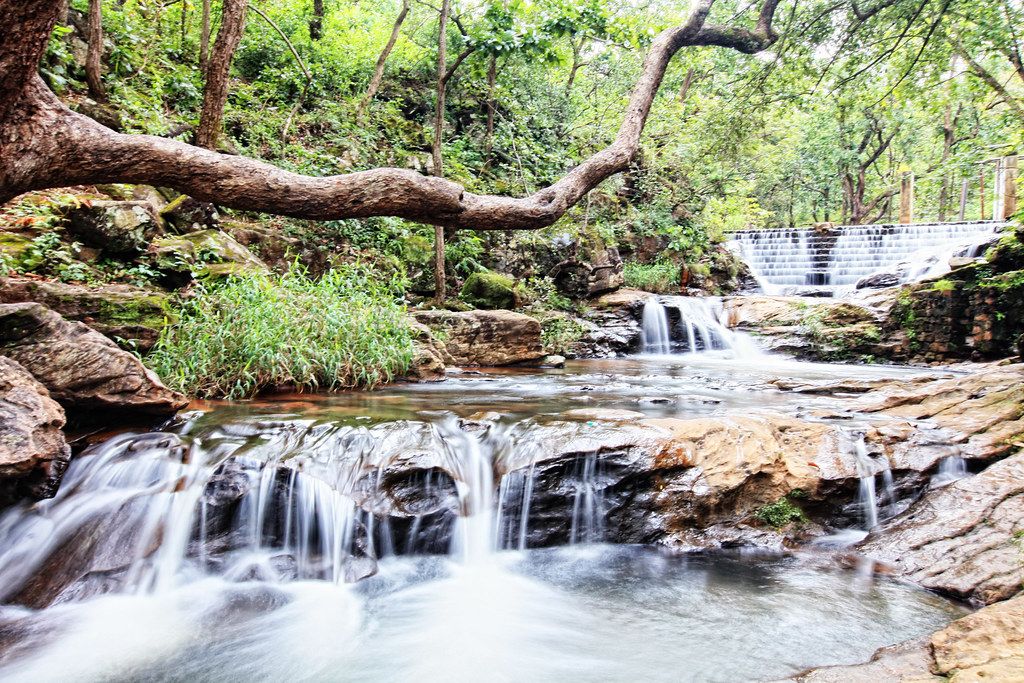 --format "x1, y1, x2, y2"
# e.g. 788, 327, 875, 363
623, 261, 679, 293
538, 313, 588, 355
932, 279, 957, 293
146, 263, 415, 399
754, 496, 806, 528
